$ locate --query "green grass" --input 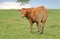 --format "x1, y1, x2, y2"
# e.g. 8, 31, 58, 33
0, 9, 60, 39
